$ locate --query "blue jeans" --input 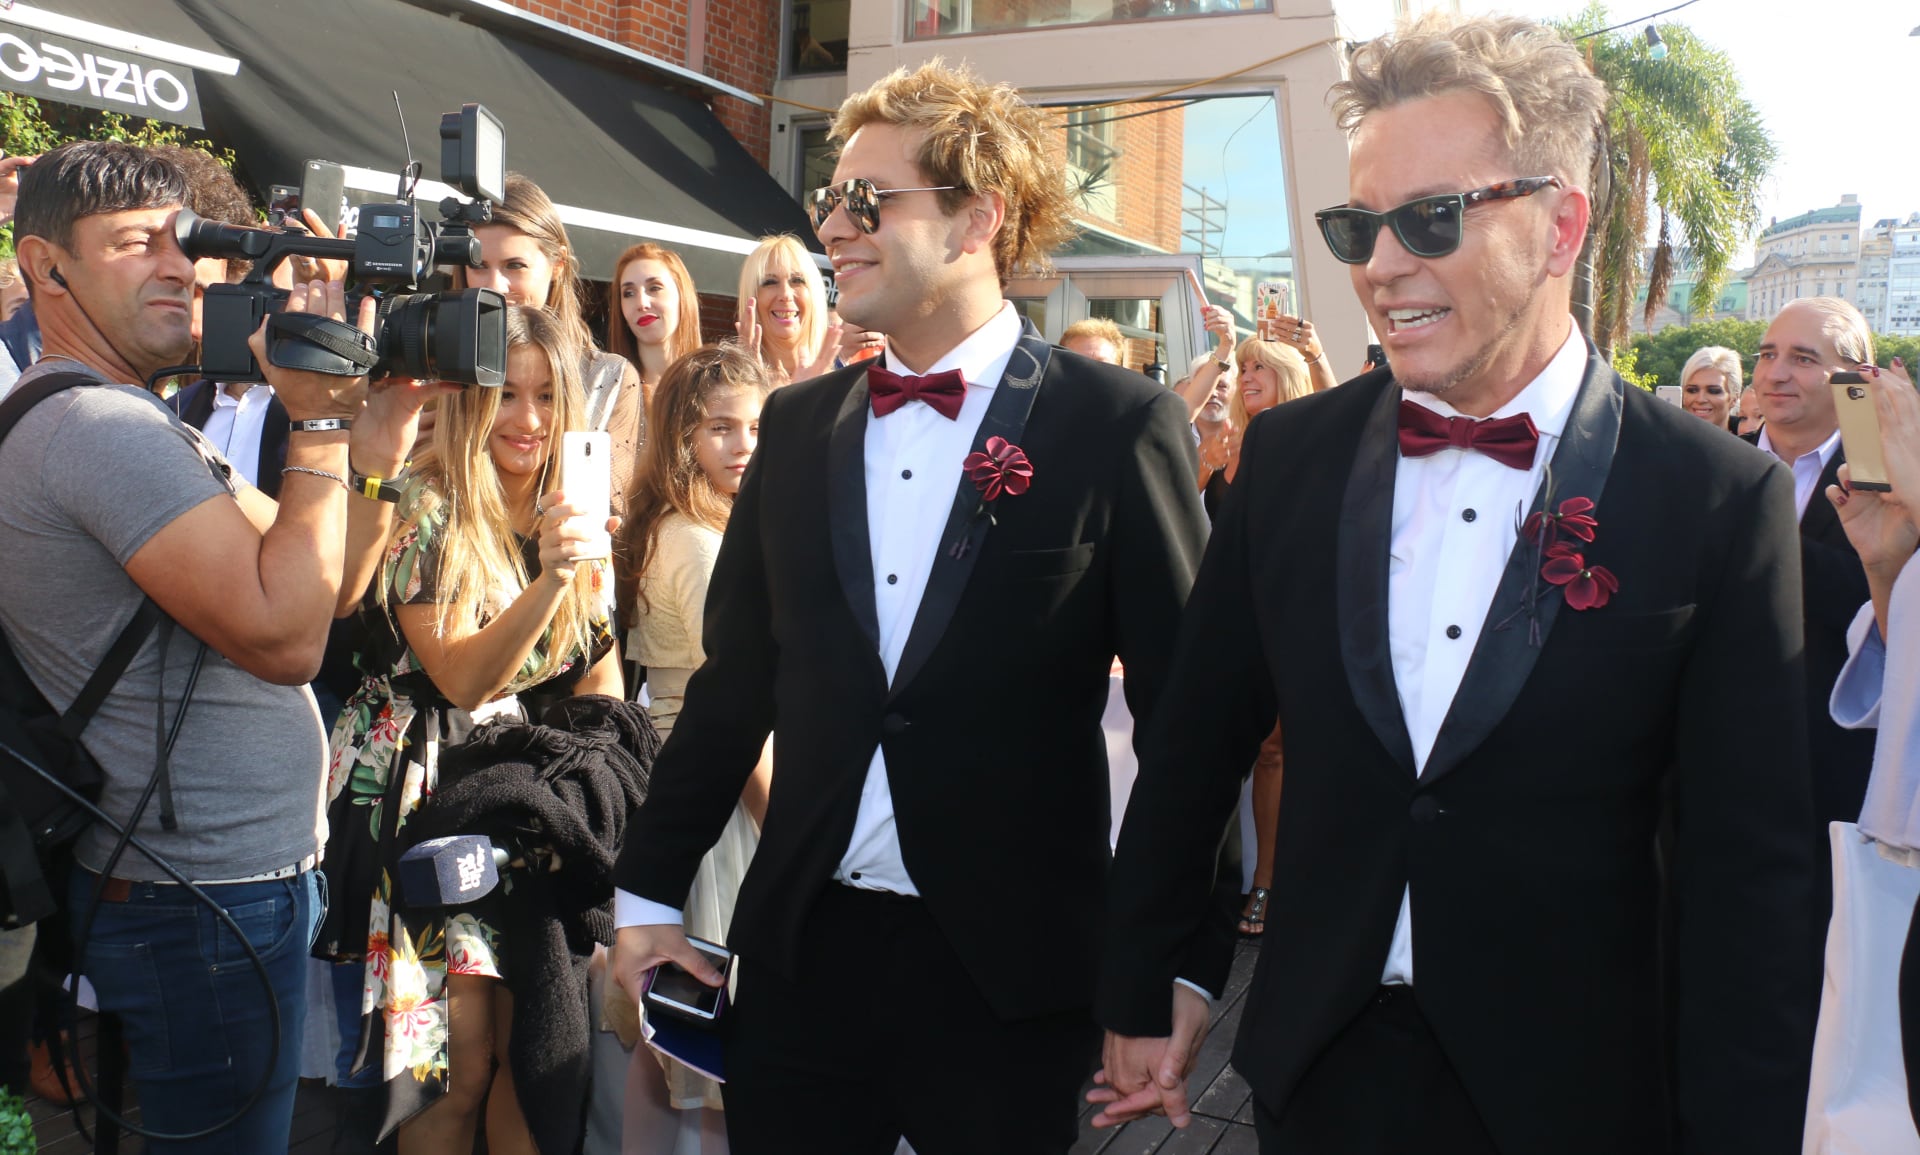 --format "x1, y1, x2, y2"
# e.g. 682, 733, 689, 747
68, 868, 324, 1154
